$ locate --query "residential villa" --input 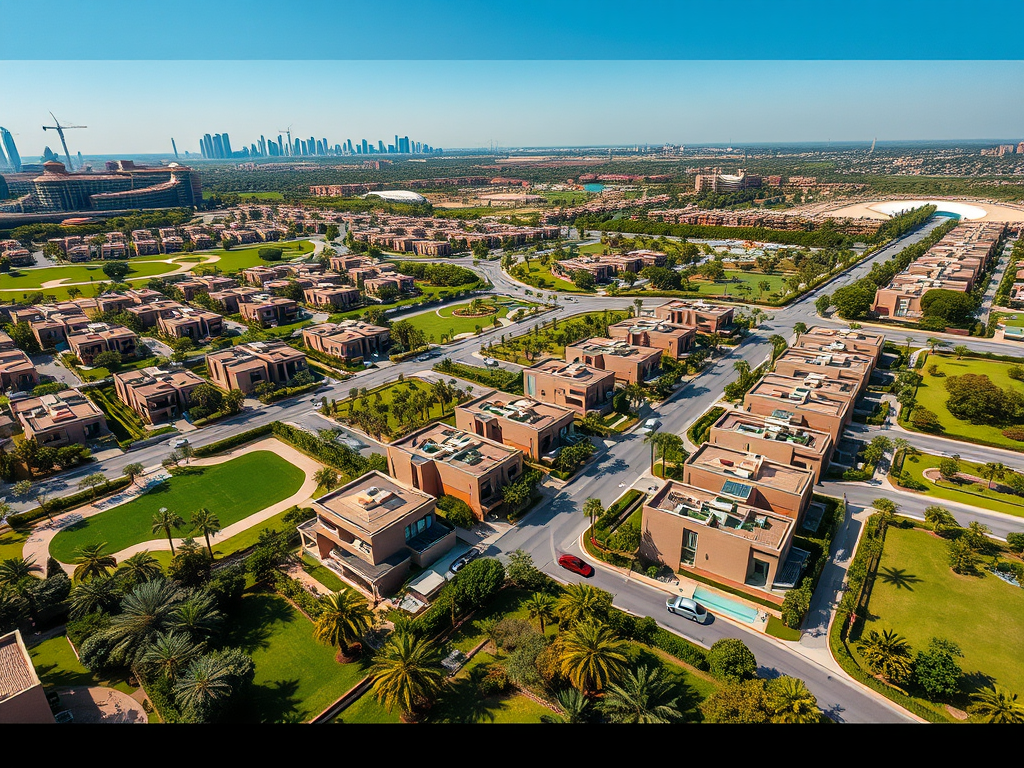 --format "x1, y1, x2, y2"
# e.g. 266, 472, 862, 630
708, 410, 833, 483
303, 285, 362, 309
387, 424, 524, 520
773, 348, 873, 397
793, 327, 885, 370
743, 373, 854, 442
564, 337, 661, 385
155, 308, 224, 341
523, 359, 615, 416
205, 340, 309, 394
238, 295, 300, 327
297, 471, 456, 599
9, 389, 107, 446
209, 286, 261, 313
66, 323, 139, 365
113, 367, 206, 425
456, 391, 577, 461
302, 321, 391, 361
607, 317, 695, 359
0, 334, 38, 391
651, 300, 735, 335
